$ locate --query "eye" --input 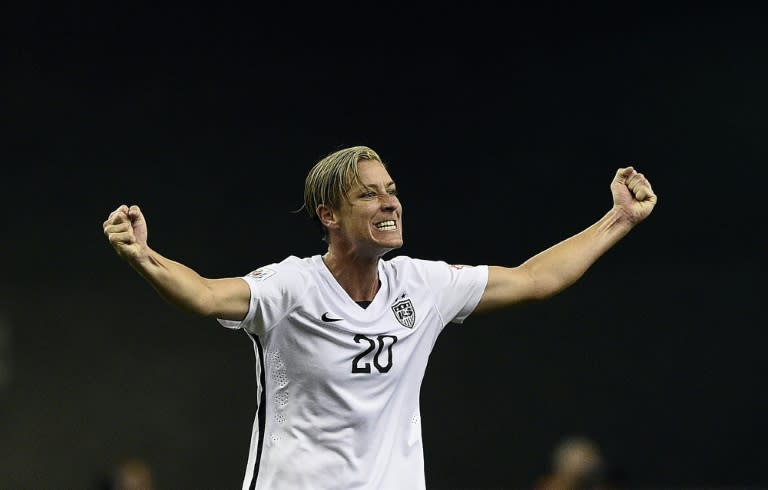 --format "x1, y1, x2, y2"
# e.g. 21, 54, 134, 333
361, 190, 377, 199
388, 188, 398, 196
